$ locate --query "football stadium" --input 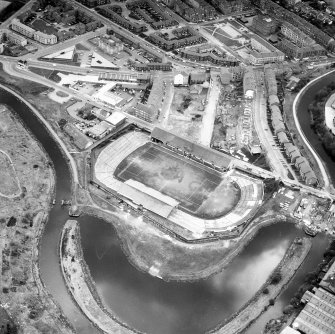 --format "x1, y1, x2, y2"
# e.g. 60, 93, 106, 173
93, 127, 264, 238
